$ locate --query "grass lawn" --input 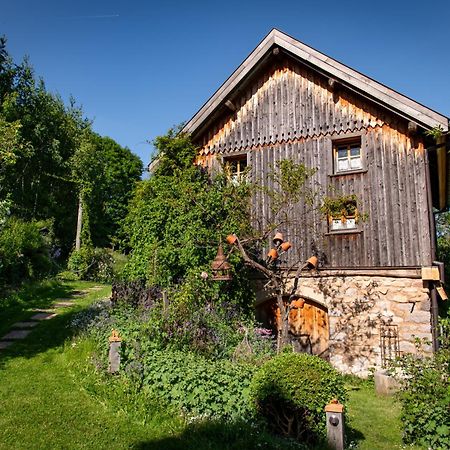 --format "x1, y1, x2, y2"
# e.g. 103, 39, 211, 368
346, 379, 423, 450
0, 280, 424, 449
